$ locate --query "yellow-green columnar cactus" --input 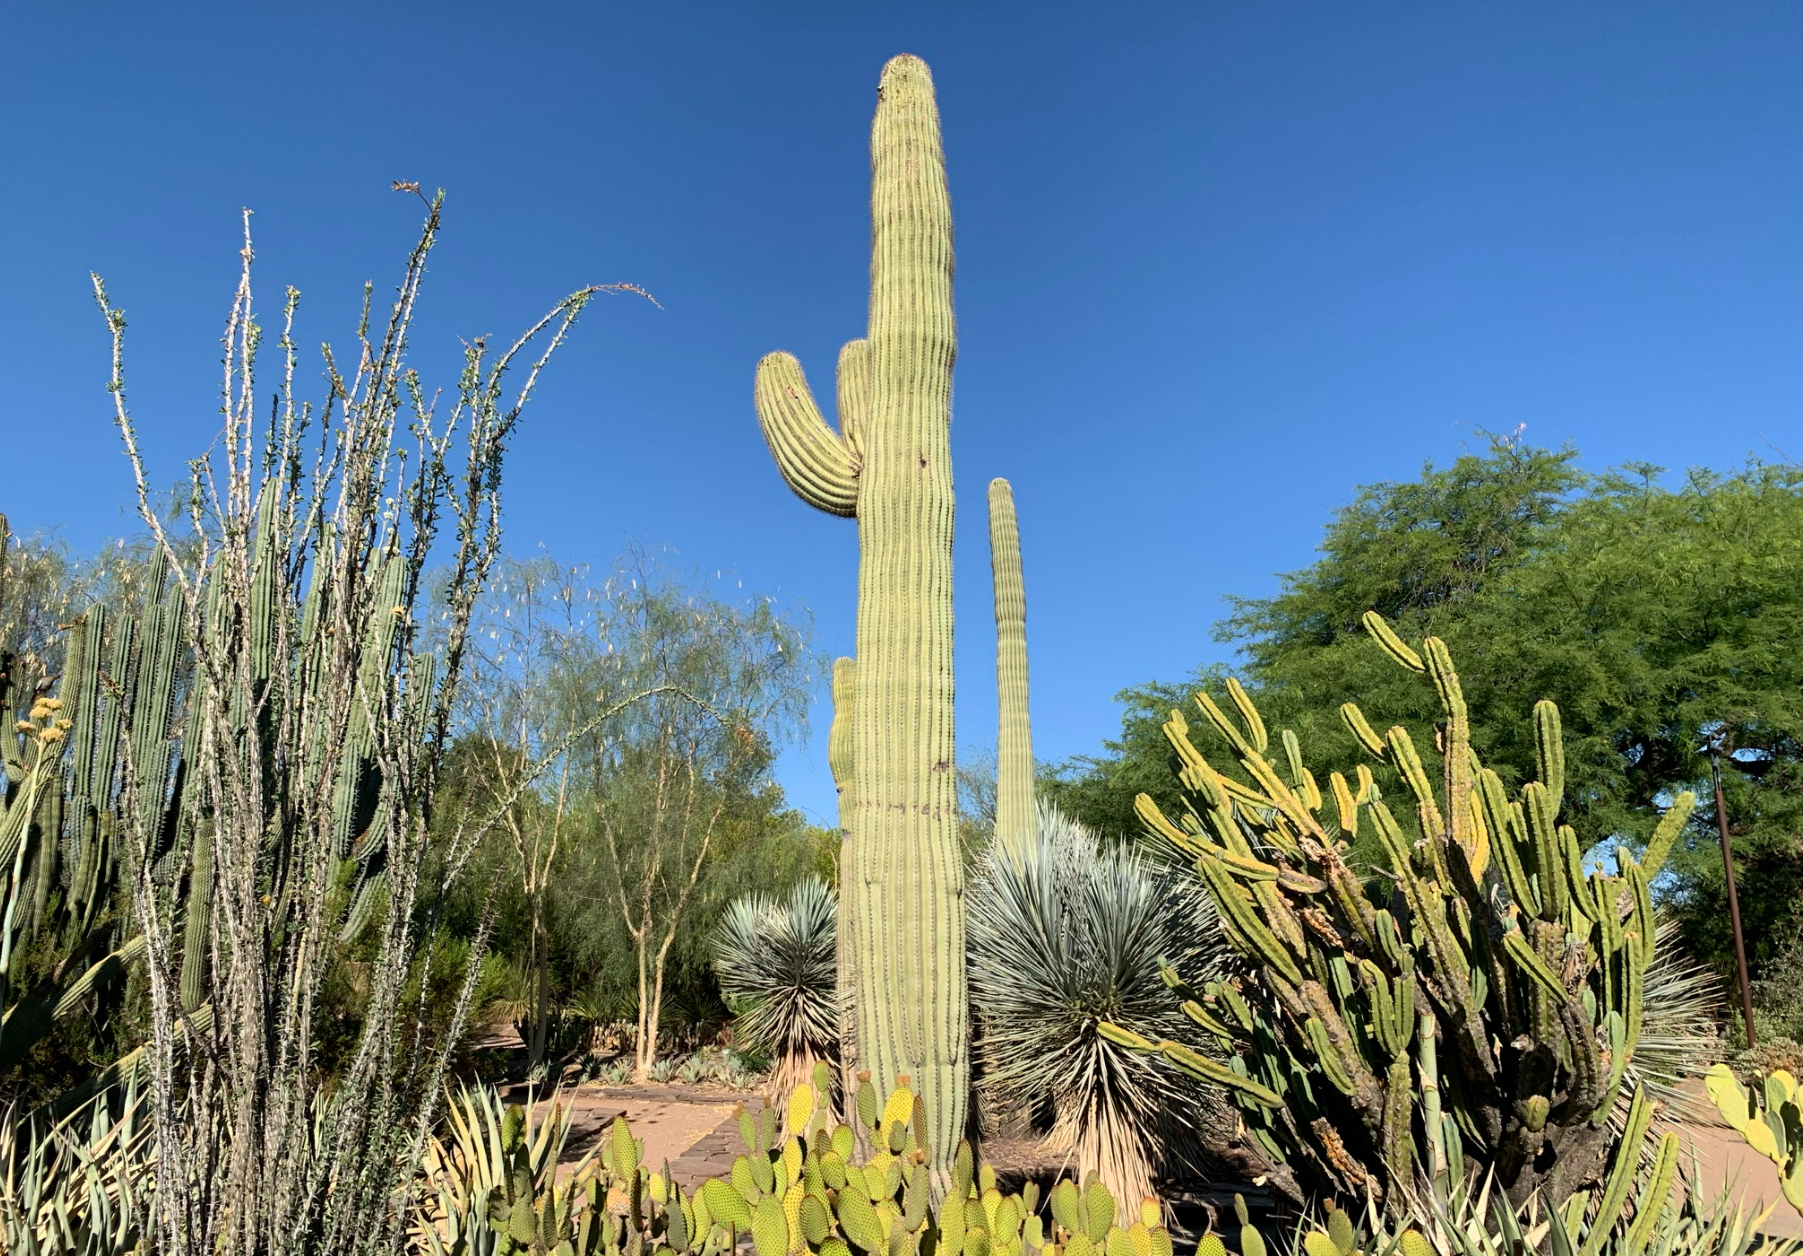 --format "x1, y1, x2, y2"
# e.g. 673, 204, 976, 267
988, 478, 1034, 859
753, 56, 965, 1176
